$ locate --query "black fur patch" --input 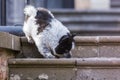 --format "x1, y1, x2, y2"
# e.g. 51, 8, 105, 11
35, 8, 53, 34
55, 33, 75, 55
